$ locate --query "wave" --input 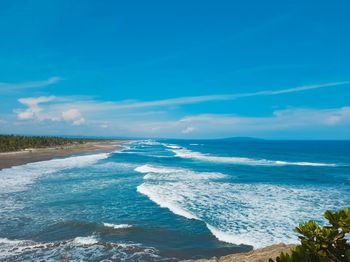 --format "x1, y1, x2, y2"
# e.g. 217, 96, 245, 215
205, 224, 244, 245
162, 143, 182, 149
103, 223, 132, 229
137, 184, 198, 220
204, 224, 283, 248
73, 235, 99, 245
132, 140, 162, 146
135, 164, 226, 181
170, 148, 337, 167
135, 164, 179, 174
137, 178, 348, 248
0, 236, 168, 261
0, 153, 109, 194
